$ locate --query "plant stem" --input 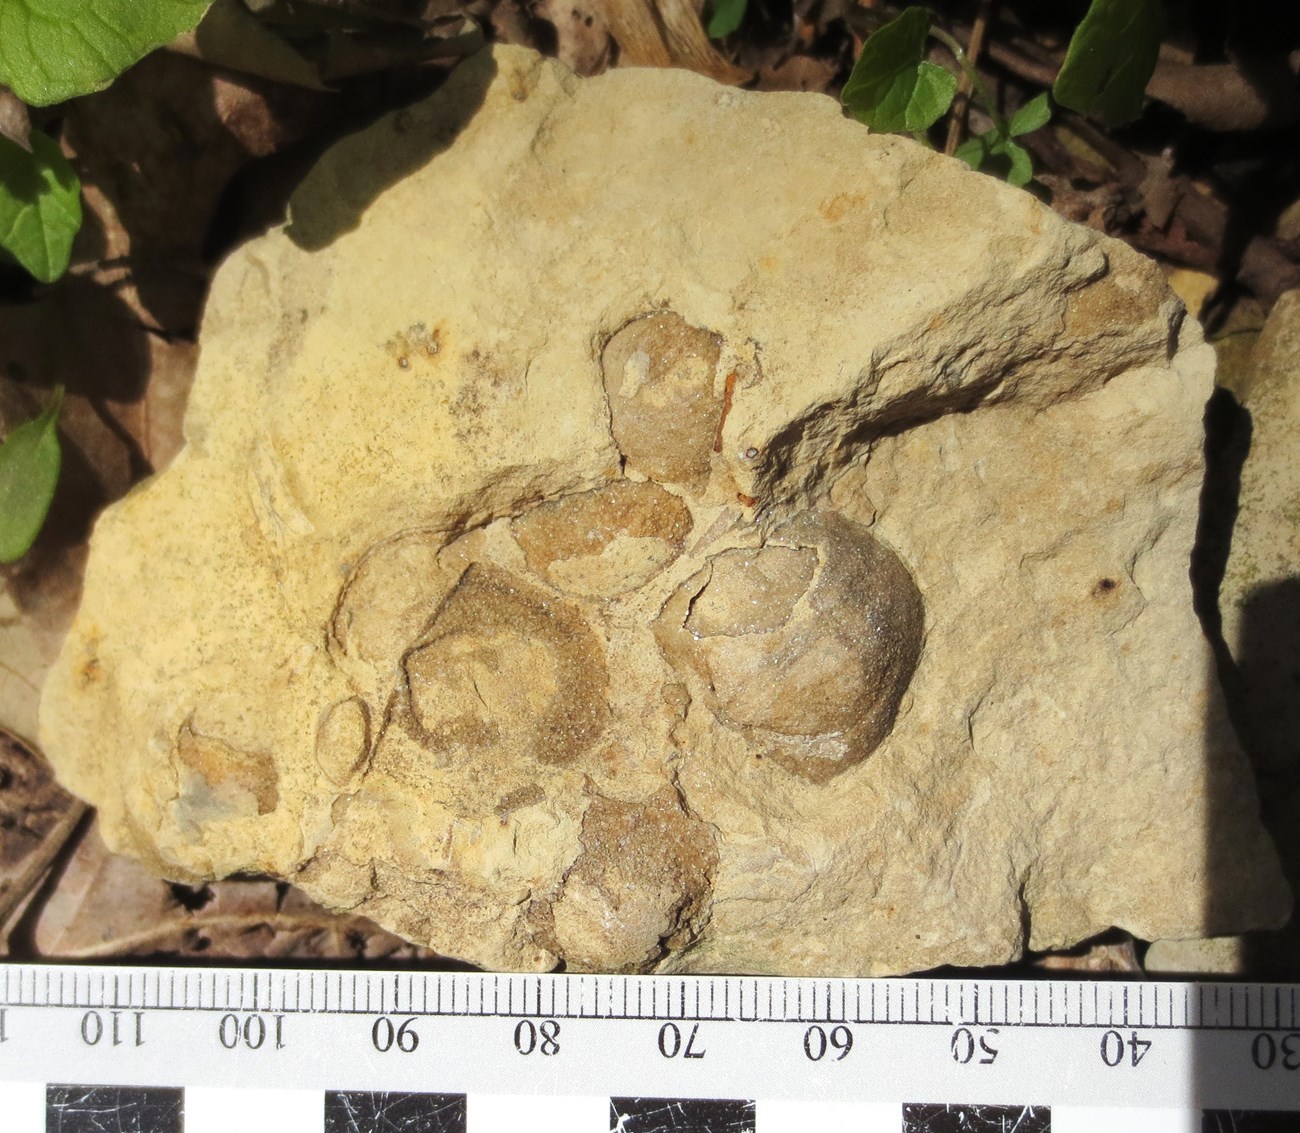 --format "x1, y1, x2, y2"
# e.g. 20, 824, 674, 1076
944, 0, 994, 156
930, 19, 1009, 141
